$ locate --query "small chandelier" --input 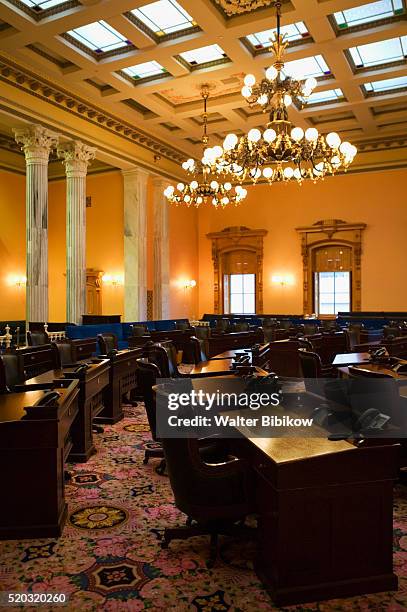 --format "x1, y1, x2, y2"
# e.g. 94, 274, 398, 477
220, 1, 357, 184
164, 87, 247, 208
